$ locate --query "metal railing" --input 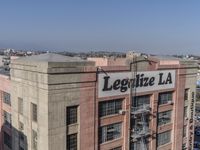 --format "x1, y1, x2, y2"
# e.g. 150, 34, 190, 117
131, 104, 151, 115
